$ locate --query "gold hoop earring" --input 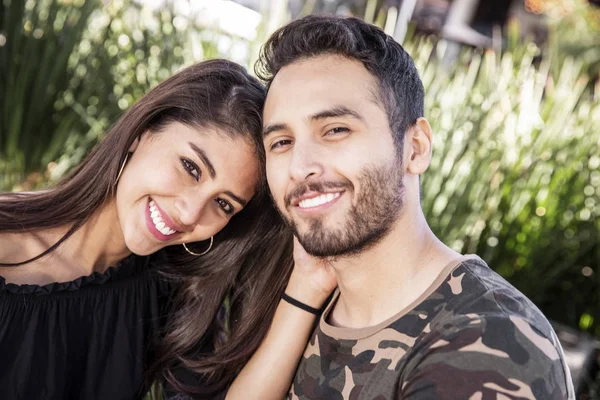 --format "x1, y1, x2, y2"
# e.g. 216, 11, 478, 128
183, 236, 213, 256
116, 153, 129, 184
